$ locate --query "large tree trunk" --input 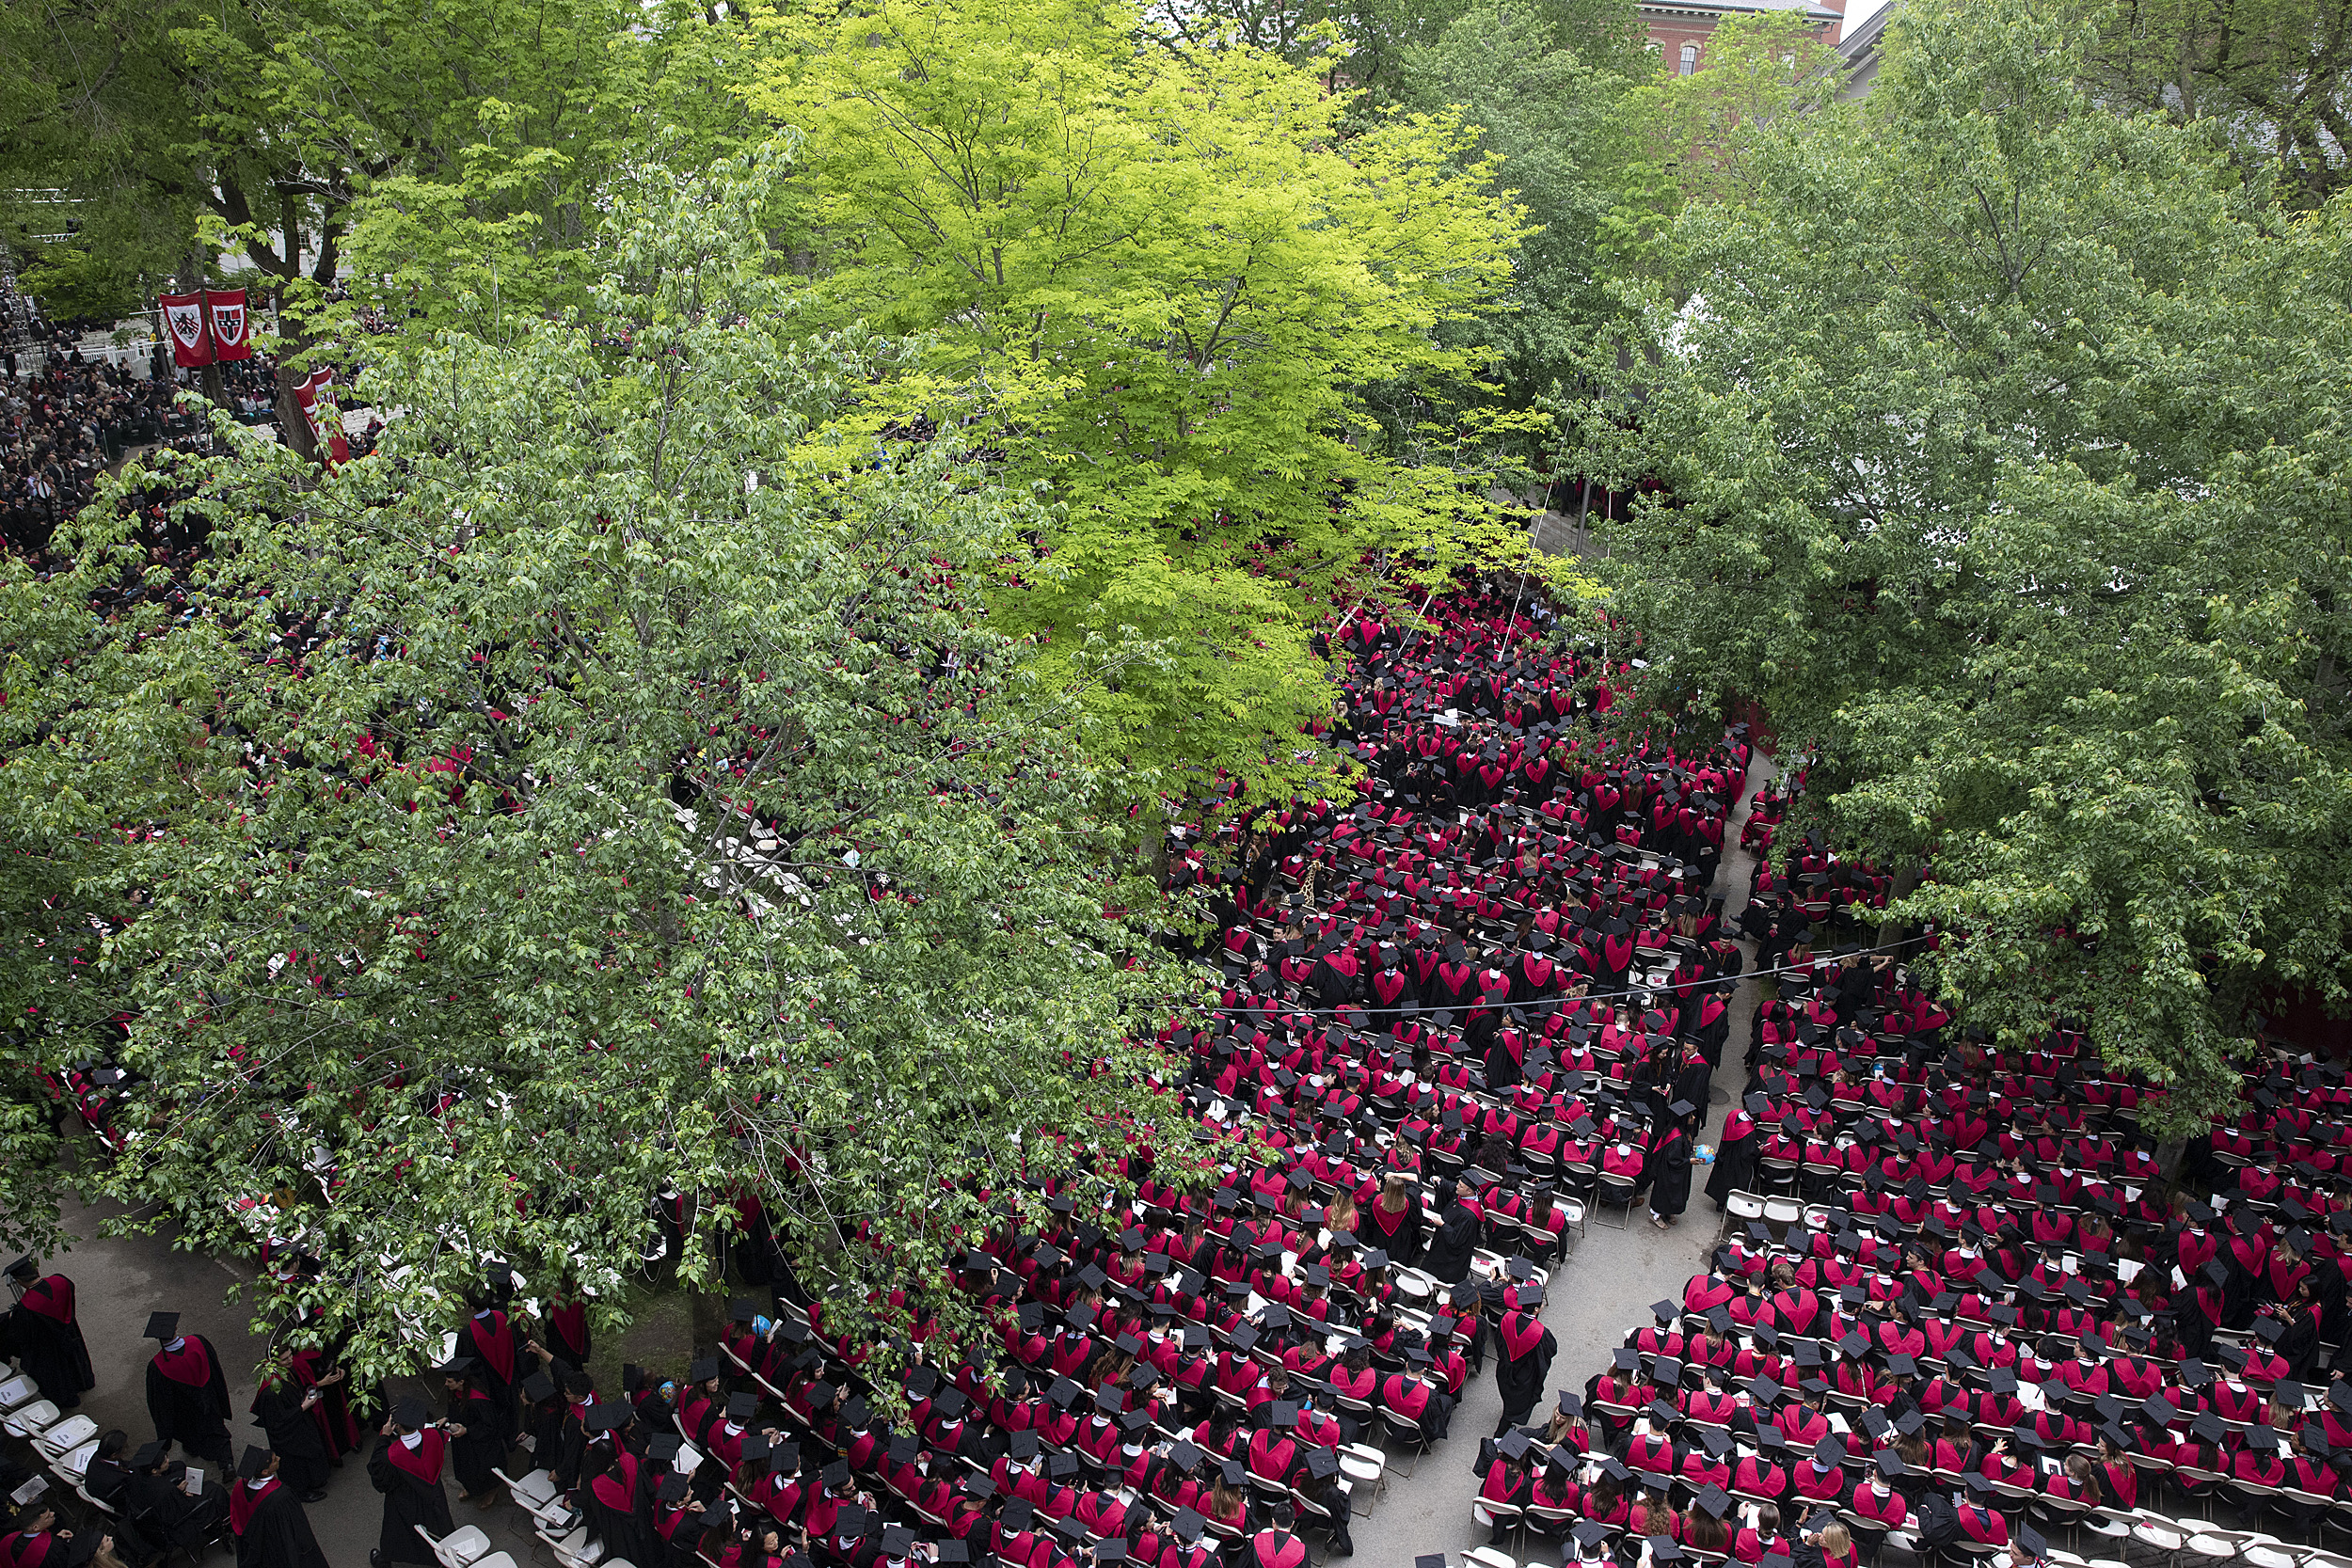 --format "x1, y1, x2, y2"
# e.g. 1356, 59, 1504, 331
273, 302, 320, 464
